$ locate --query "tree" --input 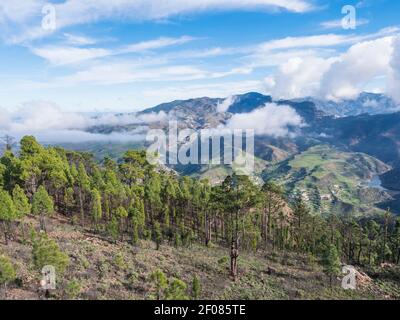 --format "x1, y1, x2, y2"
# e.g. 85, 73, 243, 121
166, 278, 189, 300
380, 210, 393, 263
261, 182, 284, 248
116, 206, 128, 240
130, 205, 144, 245
0, 151, 22, 191
12, 185, 31, 219
153, 221, 162, 250
0, 255, 16, 298
32, 186, 54, 232
107, 216, 119, 242
0, 189, 17, 244
90, 189, 102, 230
221, 174, 258, 281
32, 233, 69, 275
366, 220, 380, 265
292, 197, 311, 252
150, 269, 168, 300
76, 163, 91, 227
145, 174, 162, 223
19, 136, 43, 158
0, 135, 16, 152
191, 275, 201, 300
322, 244, 341, 288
